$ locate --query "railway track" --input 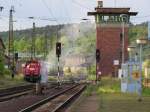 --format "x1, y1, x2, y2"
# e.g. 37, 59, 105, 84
0, 82, 59, 102
20, 84, 86, 112
0, 81, 63, 102
0, 84, 34, 102
0, 83, 76, 112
